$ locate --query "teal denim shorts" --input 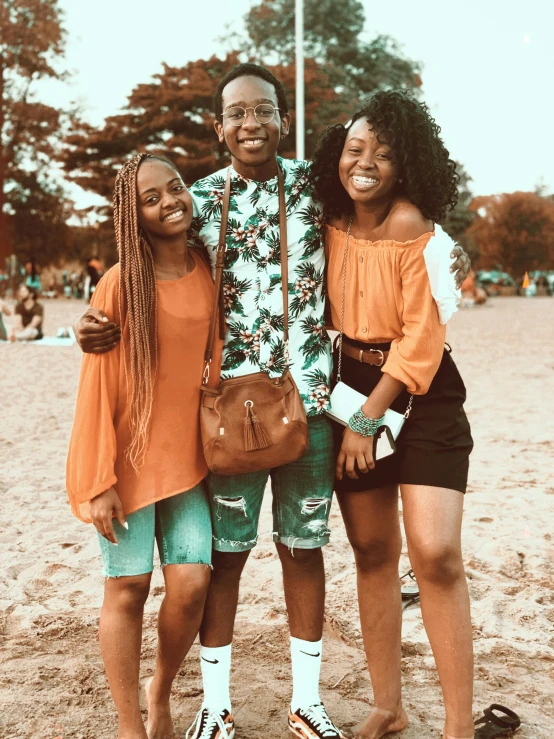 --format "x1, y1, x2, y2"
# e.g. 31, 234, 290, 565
206, 416, 335, 553
97, 482, 212, 577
